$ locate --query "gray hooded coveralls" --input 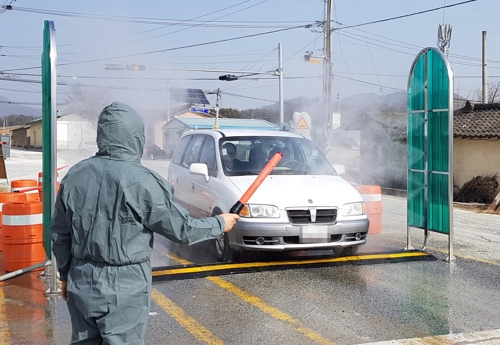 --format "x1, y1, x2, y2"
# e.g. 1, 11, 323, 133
51, 102, 226, 344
